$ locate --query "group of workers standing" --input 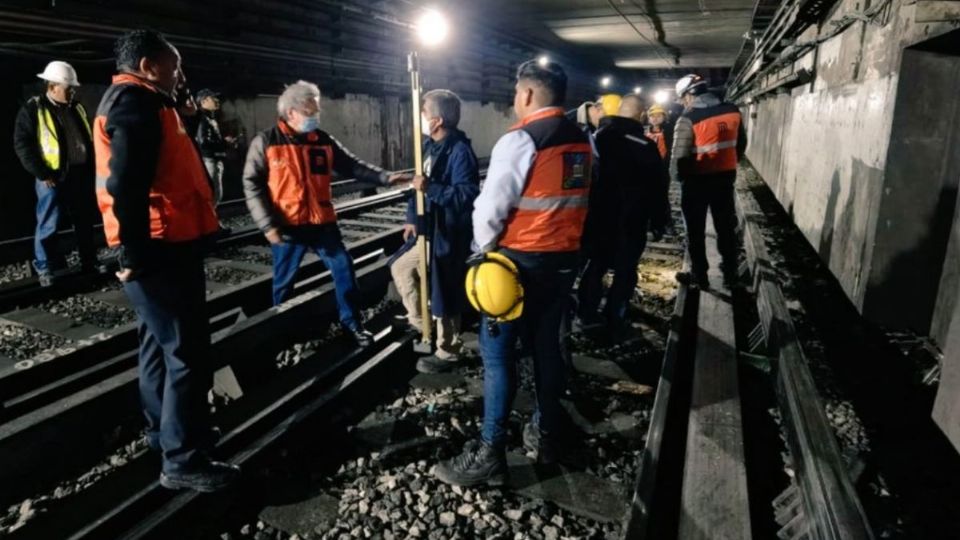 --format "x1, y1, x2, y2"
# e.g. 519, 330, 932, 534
10, 27, 745, 492
419, 67, 747, 487
12, 62, 235, 286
